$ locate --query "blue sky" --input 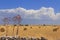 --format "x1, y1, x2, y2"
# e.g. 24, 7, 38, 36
0, 0, 60, 24
0, 0, 60, 13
